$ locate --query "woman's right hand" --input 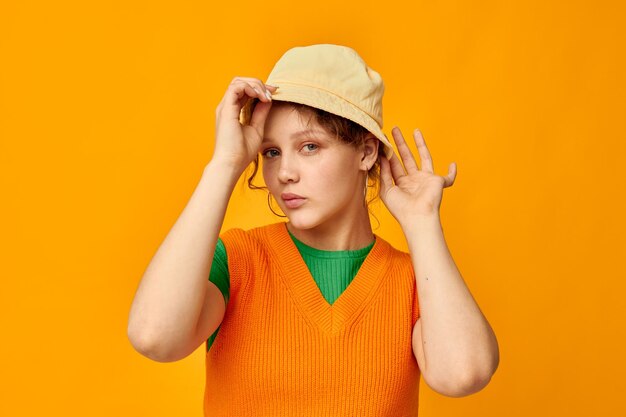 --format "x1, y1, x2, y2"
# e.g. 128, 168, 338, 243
212, 76, 277, 173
